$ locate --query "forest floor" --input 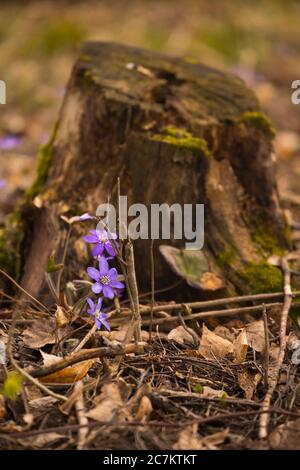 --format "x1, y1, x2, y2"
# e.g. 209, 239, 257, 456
1, 0, 300, 450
